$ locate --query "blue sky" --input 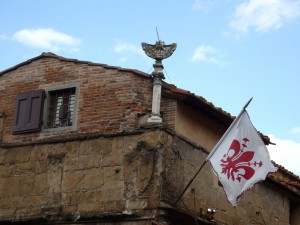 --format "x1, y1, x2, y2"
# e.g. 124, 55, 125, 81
1, 0, 300, 175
